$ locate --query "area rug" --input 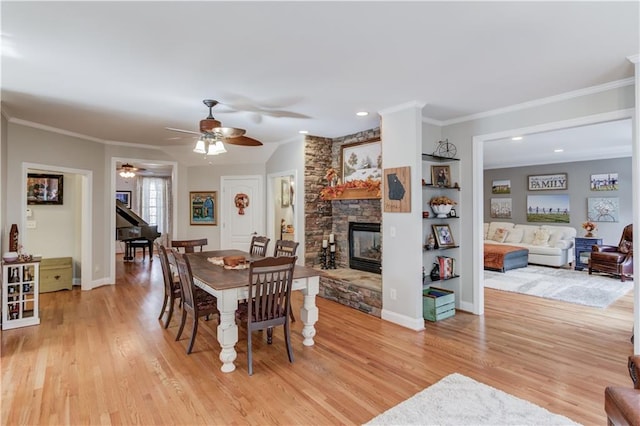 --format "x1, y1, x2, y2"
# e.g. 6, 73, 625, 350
484, 265, 633, 308
364, 373, 579, 426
